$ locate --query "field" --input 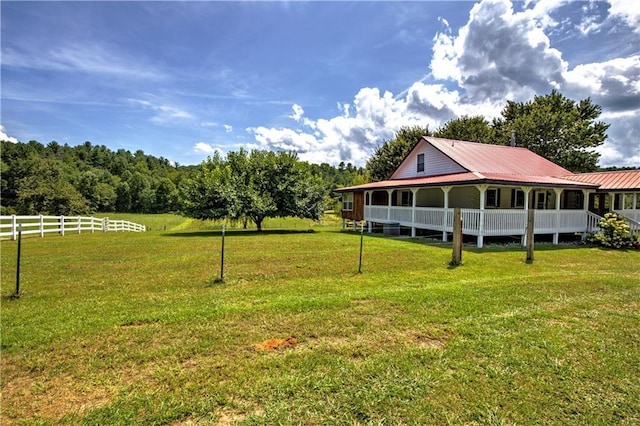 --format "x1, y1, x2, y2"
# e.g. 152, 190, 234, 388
1, 214, 639, 425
